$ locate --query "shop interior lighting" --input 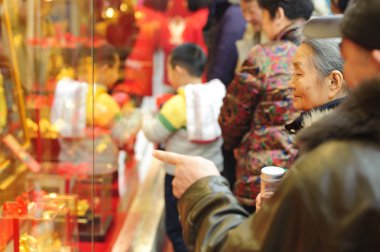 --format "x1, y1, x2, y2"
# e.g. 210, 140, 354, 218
105, 7, 115, 19
120, 3, 129, 12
